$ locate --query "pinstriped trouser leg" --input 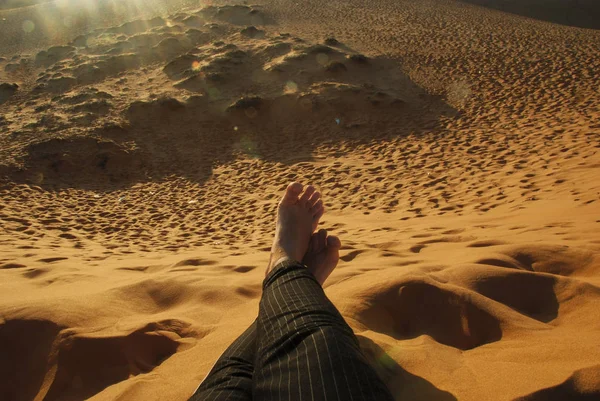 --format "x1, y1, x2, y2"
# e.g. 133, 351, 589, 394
189, 321, 256, 401
253, 260, 395, 401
